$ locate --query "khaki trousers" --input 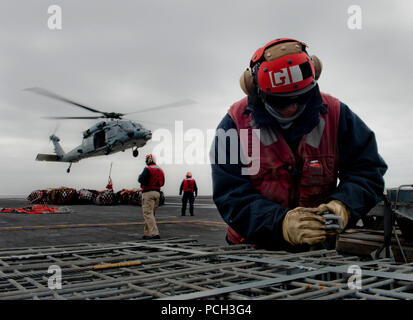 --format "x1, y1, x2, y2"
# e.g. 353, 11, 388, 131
141, 191, 160, 237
